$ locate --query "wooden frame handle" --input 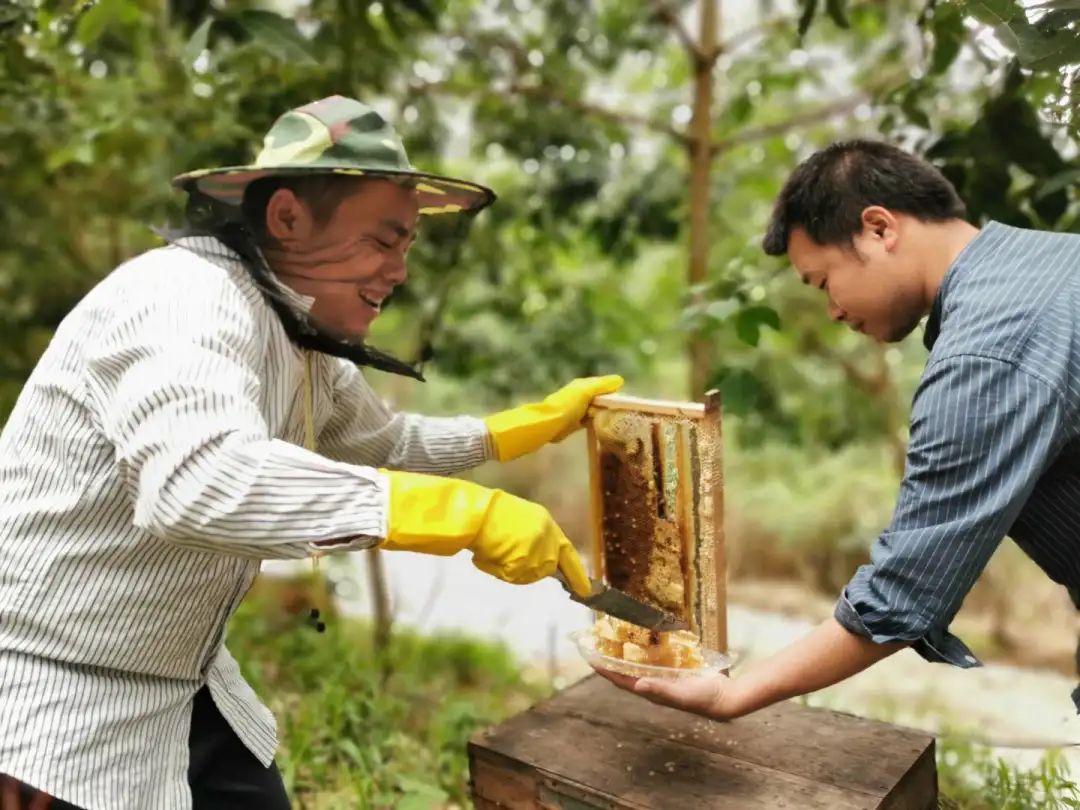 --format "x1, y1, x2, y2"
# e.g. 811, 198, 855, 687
588, 393, 707, 420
